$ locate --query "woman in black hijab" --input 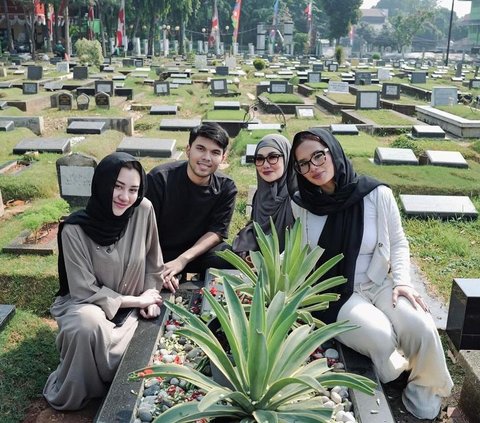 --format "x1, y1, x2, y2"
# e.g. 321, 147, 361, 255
288, 129, 452, 420
44, 153, 164, 411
